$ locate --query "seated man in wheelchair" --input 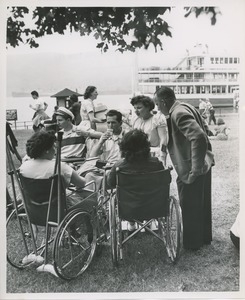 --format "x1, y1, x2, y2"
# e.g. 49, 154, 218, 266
55, 107, 102, 164
19, 130, 97, 234
107, 129, 165, 232
79, 110, 127, 191
55, 106, 102, 157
